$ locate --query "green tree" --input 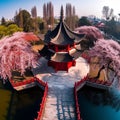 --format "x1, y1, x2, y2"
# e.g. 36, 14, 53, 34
43, 2, 54, 30
31, 6, 39, 34
14, 10, 33, 32
0, 25, 7, 38
37, 17, 46, 33
7, 24, 23, 35
78, 16, 92, 26
0, 24, 22, 39
106, 18, 116, 31
103, 16, 120, 40
102, 6, 114, 20
74, 15, 79, 28
65, 3, 76, 30
1, 17, 6, 25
